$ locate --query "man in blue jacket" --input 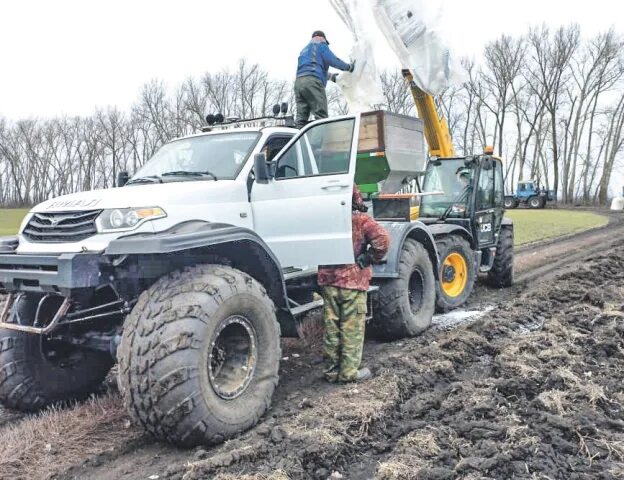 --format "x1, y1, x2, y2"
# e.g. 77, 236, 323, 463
295, 31, 354, 128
